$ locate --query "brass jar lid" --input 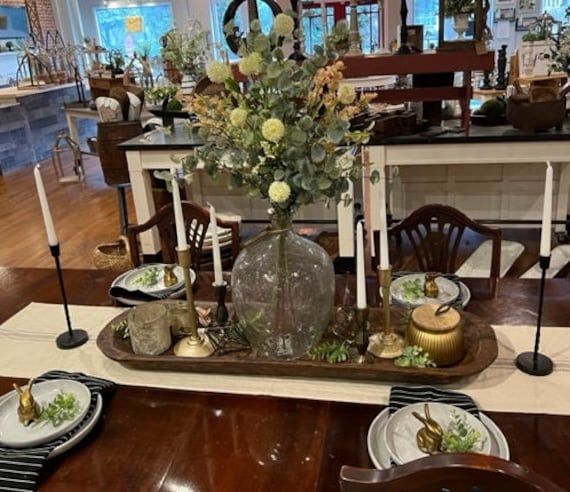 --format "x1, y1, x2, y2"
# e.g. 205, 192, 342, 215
411, 304, 461, 333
